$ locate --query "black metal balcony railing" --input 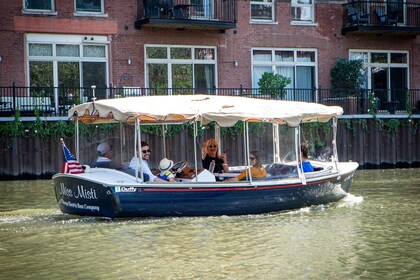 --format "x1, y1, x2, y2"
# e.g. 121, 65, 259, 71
342, 1, 420, 35
0, 85, 419, 118
135, 0, 236, 30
